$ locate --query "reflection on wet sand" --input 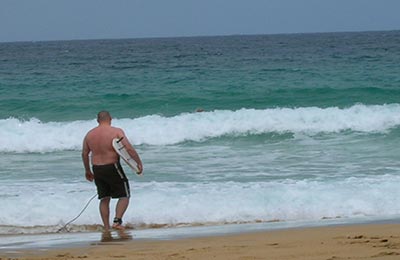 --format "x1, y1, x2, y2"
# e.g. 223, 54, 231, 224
100, 230, 133, 243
